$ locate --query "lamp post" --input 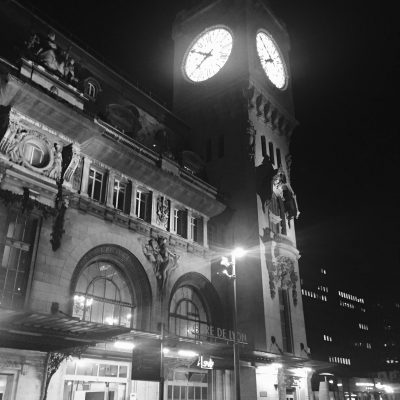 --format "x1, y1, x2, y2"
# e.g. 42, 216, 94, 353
221, 247, 246, 400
